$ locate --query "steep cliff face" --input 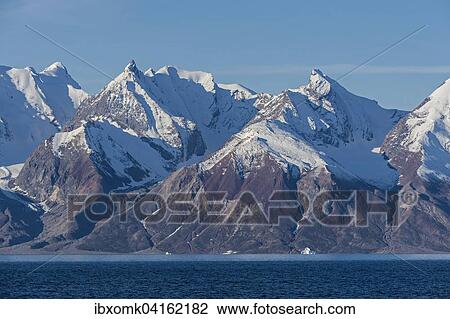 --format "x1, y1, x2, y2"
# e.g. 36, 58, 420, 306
0, 189, 43, 248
